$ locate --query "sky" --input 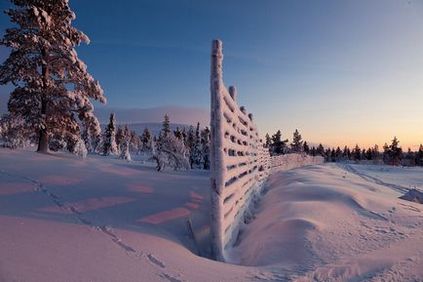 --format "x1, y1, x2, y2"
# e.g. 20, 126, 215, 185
1, 0, 423, 149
